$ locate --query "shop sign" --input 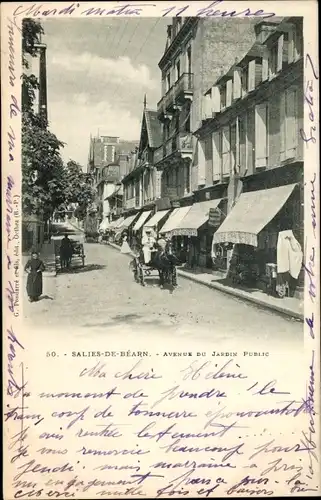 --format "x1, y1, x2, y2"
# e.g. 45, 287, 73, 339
171, 201, 180, 208
208, 208, 221, 227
